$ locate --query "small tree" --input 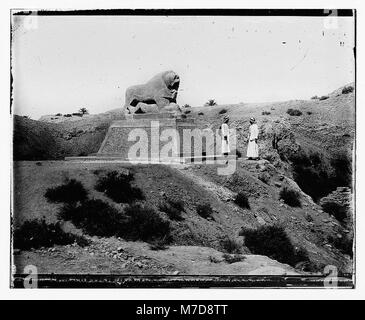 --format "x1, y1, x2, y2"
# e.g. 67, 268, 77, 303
78, 107, 89, 115
205, 99, 217, 106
